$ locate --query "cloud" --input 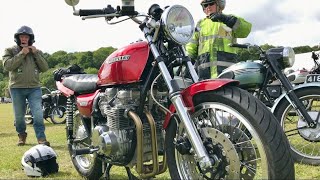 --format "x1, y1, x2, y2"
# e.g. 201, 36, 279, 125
230, 0, 320, 47
1, 0, 320, 57
242, 1, 297, 32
